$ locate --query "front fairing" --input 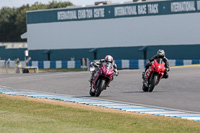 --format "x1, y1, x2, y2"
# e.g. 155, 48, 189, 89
93, 63, 114, 90
151, 60, 165, 74
99, 63, 114, 79
145, 60, 165, 79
